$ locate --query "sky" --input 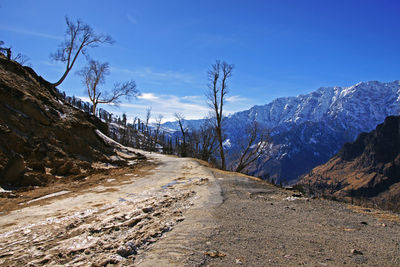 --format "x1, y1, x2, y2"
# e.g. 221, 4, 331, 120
1, 0, 400, 122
